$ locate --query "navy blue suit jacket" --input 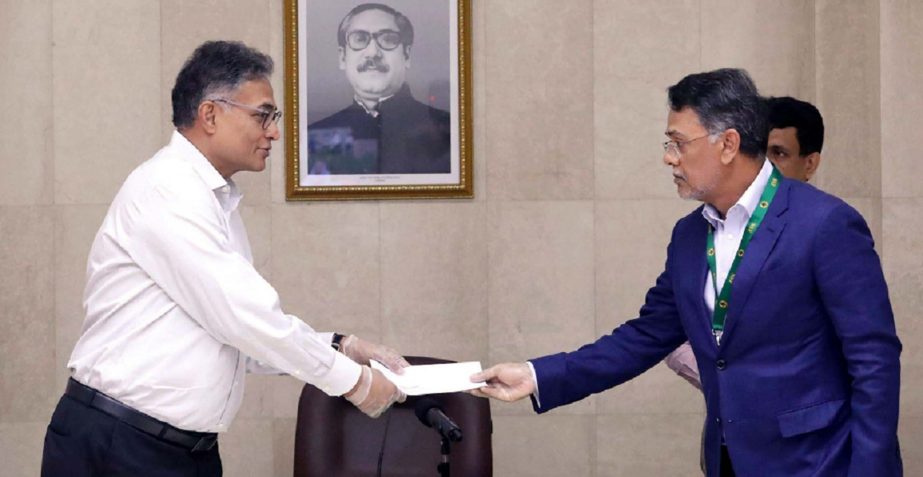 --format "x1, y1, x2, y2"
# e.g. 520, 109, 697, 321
531, 178, 902, 476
